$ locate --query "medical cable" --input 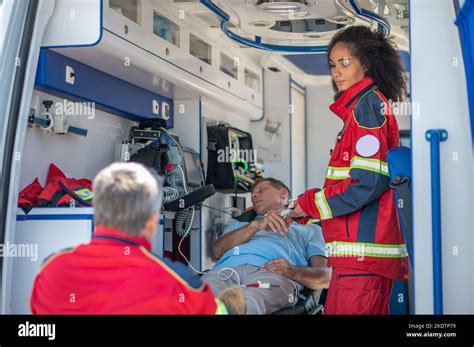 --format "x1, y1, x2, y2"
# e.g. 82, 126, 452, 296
217, 267, 241, 286
216, 268, 286, 295
172, 161, 204, 274
202, 204, 235, 217
175, 208, 193, 237
163, 186, 179, 203
156, 128, 204, 275
177, 206, 204, 274
160, 127, 186, 175
218, 267, 300, 306
217, 263, 300, 306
